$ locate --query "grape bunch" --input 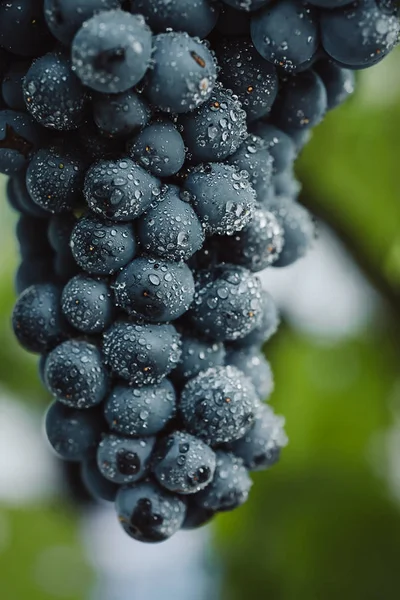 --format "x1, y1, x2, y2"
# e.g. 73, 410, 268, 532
2, 0, 398, 543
